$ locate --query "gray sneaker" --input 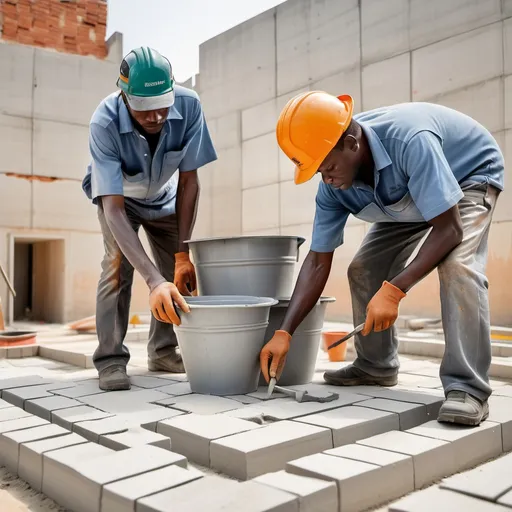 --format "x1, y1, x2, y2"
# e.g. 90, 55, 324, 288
98, 365, 131, 391
148, 350, 185, 373
437, 390, 489, 426
323, 364, 398, 387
